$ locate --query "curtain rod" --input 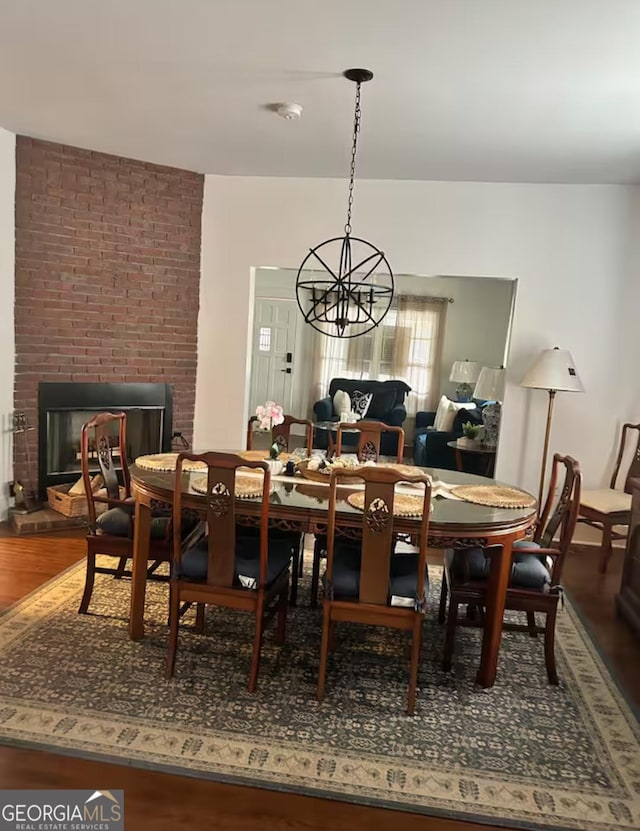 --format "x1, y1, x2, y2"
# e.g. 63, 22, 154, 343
395, 294, 454, 304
